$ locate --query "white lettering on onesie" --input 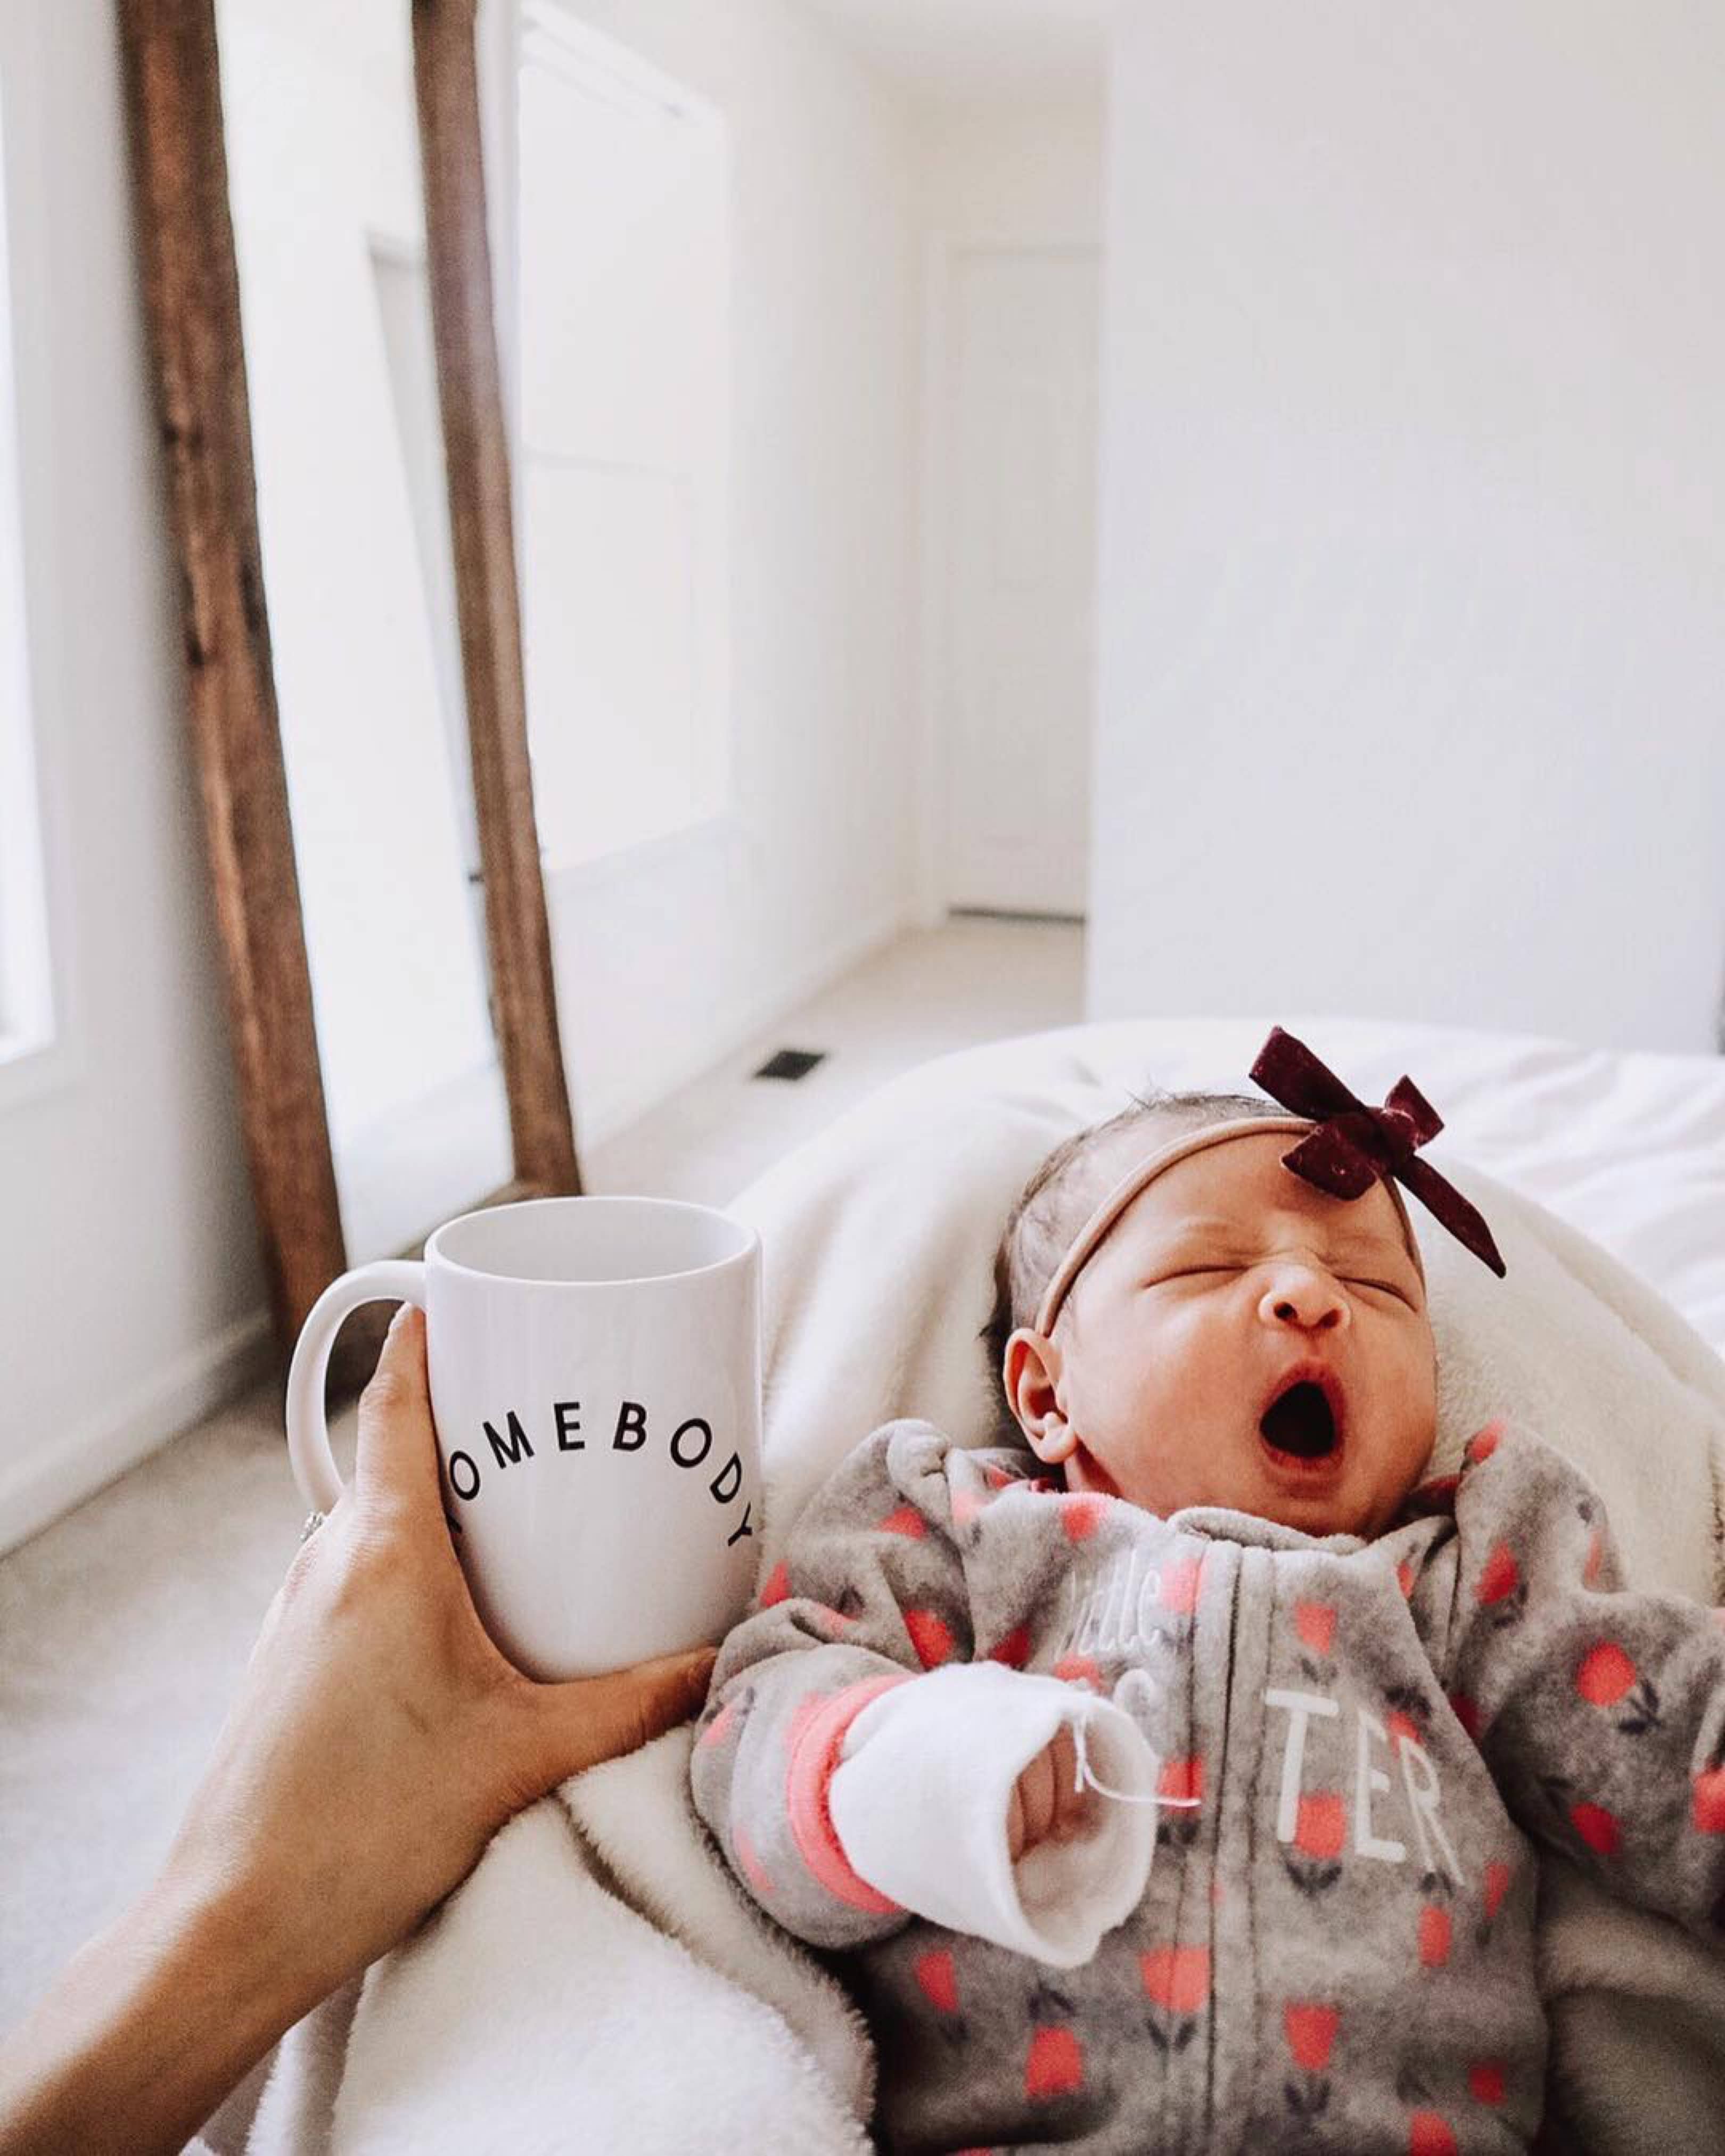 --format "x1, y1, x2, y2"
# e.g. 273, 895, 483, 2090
1266, 1686, 1461, 1879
